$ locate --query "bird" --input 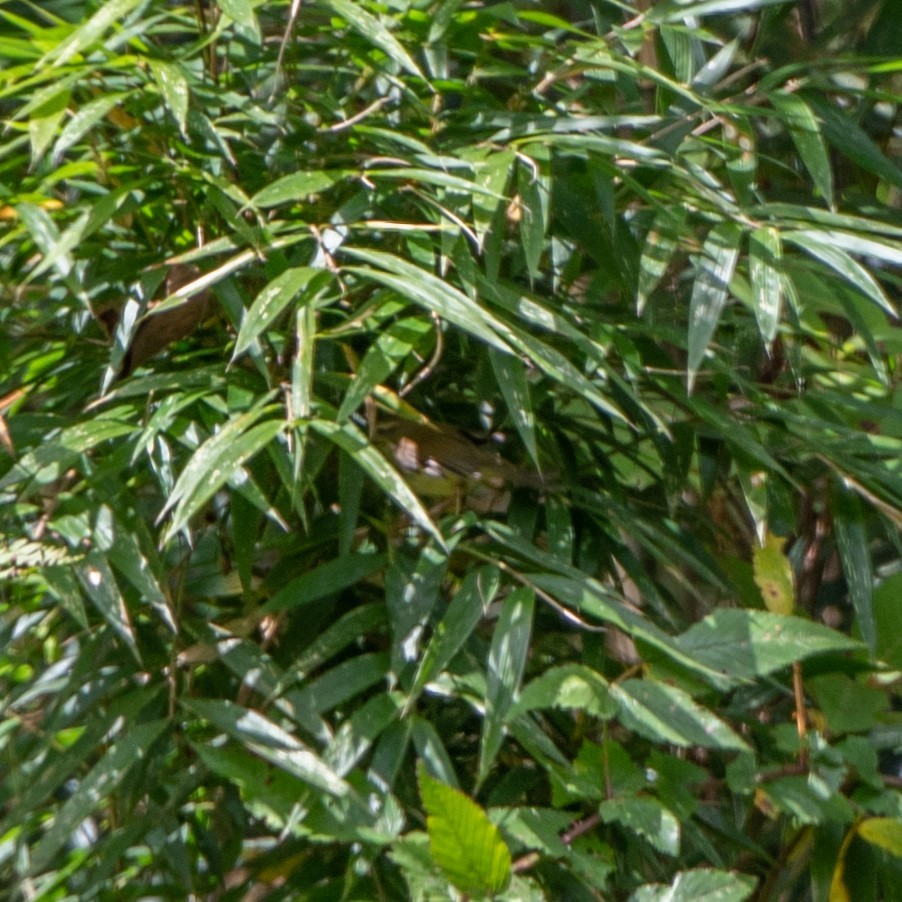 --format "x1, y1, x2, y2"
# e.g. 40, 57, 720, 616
373, 416, 547, 505
117, 264, 211, 379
